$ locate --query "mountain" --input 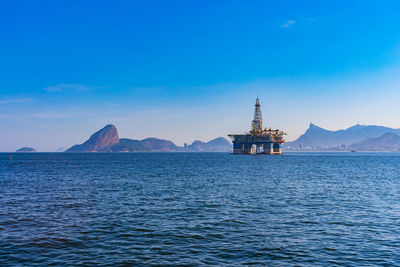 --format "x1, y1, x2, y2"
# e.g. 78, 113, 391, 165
107, 137, 231, 152
285, 123, 400, 151
347, 133, 400, 151
65, 124, 231, 152
186, 137, 231, 152
65, 124, 119, 152
107, 137, 178, 152
107, 138, 149, 152
140, 138, 178, 152
16, 147, 36, 152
